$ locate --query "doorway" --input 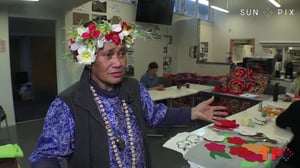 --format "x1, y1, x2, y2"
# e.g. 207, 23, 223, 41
9, 17, 57, 122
